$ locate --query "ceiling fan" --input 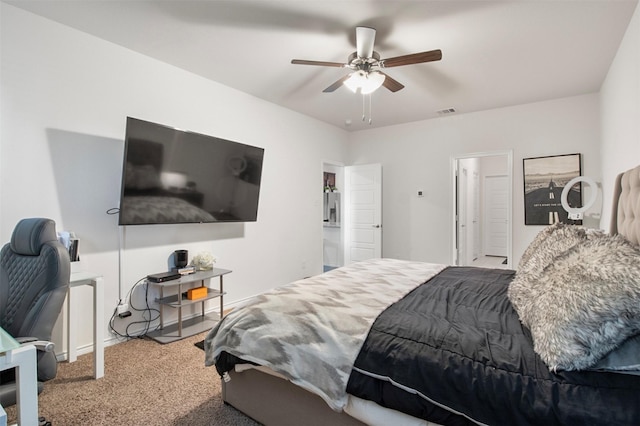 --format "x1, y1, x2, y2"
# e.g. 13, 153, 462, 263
291, 26, 442, 94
